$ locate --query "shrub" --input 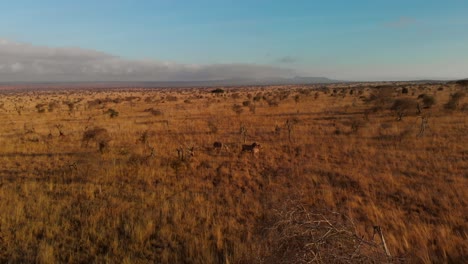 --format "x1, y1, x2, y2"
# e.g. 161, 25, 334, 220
35, 103, 47, 113
391, 98, 419, 120
262, 201, 397, 263
232, 104, 243, 115
82, 127, 110, 148
294, 94, 300, 103
391, 98, 418, 110
48, 101, 60, 112
253, 93, 263, 102
421, 94, 436, 108
211, 88, 225, 94
106, 108, 119, 118
166, 95, 178, 102
267, 100, 279, 107
64, 101, 75, 112
445, 92, 465, 110
366, 87, 395, 108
